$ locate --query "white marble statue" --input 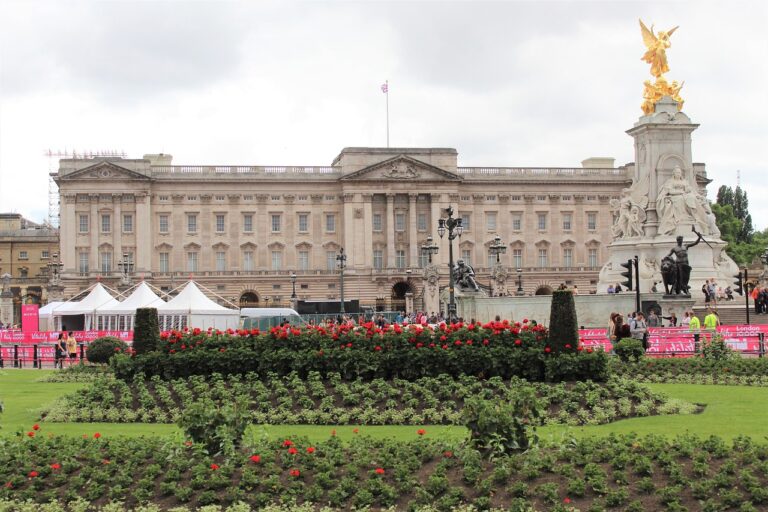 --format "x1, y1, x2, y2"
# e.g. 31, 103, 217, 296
610, 188, 646, 238
656, 166, 702, 235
